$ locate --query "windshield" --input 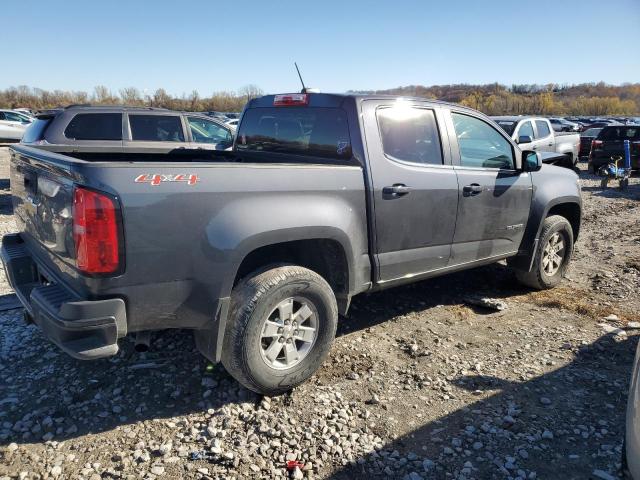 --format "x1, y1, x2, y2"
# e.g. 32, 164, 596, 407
236, 107, 351, 160
582, 128, 602, 137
